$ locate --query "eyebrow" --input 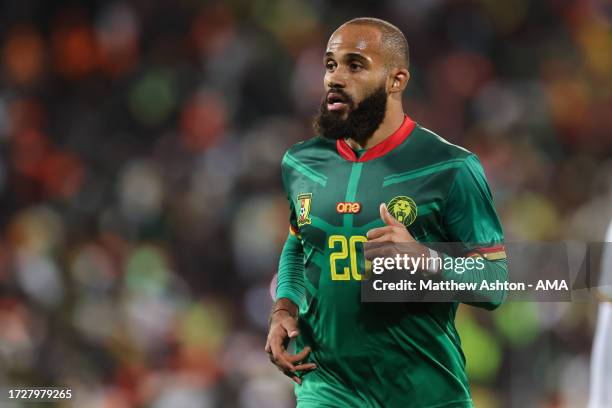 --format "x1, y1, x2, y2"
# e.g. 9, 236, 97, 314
324, 51, 371, 64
